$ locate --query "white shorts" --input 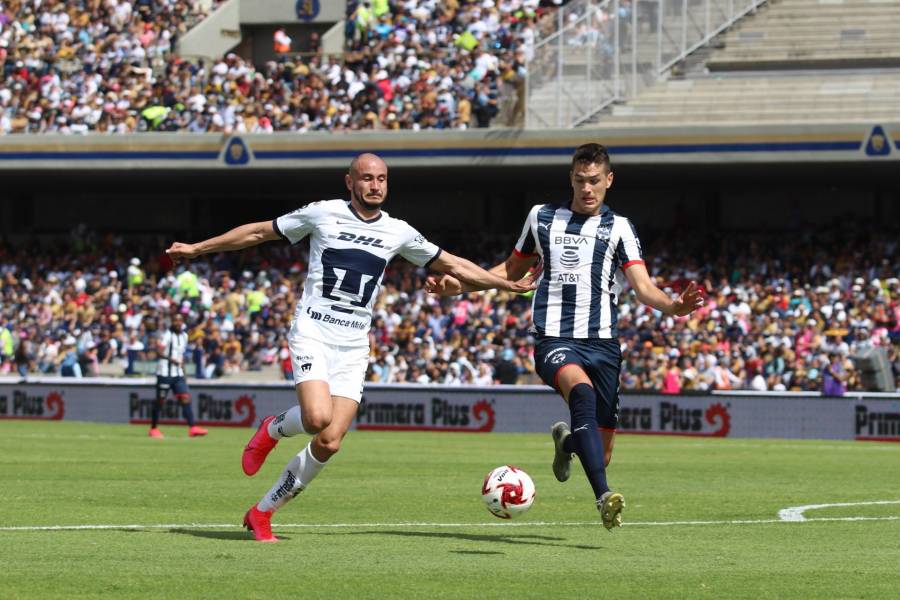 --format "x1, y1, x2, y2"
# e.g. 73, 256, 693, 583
288, 334, 370, 403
